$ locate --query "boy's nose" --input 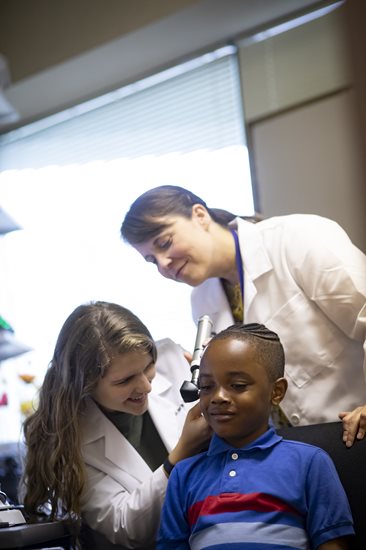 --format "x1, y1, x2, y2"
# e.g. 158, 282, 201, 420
211, 387, 229, 403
